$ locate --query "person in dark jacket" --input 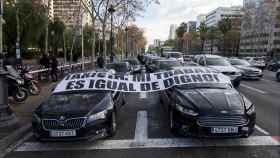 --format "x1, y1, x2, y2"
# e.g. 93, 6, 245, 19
50, 55, 58, 81
40, 54, 50, 68
39, 54, 50, 80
